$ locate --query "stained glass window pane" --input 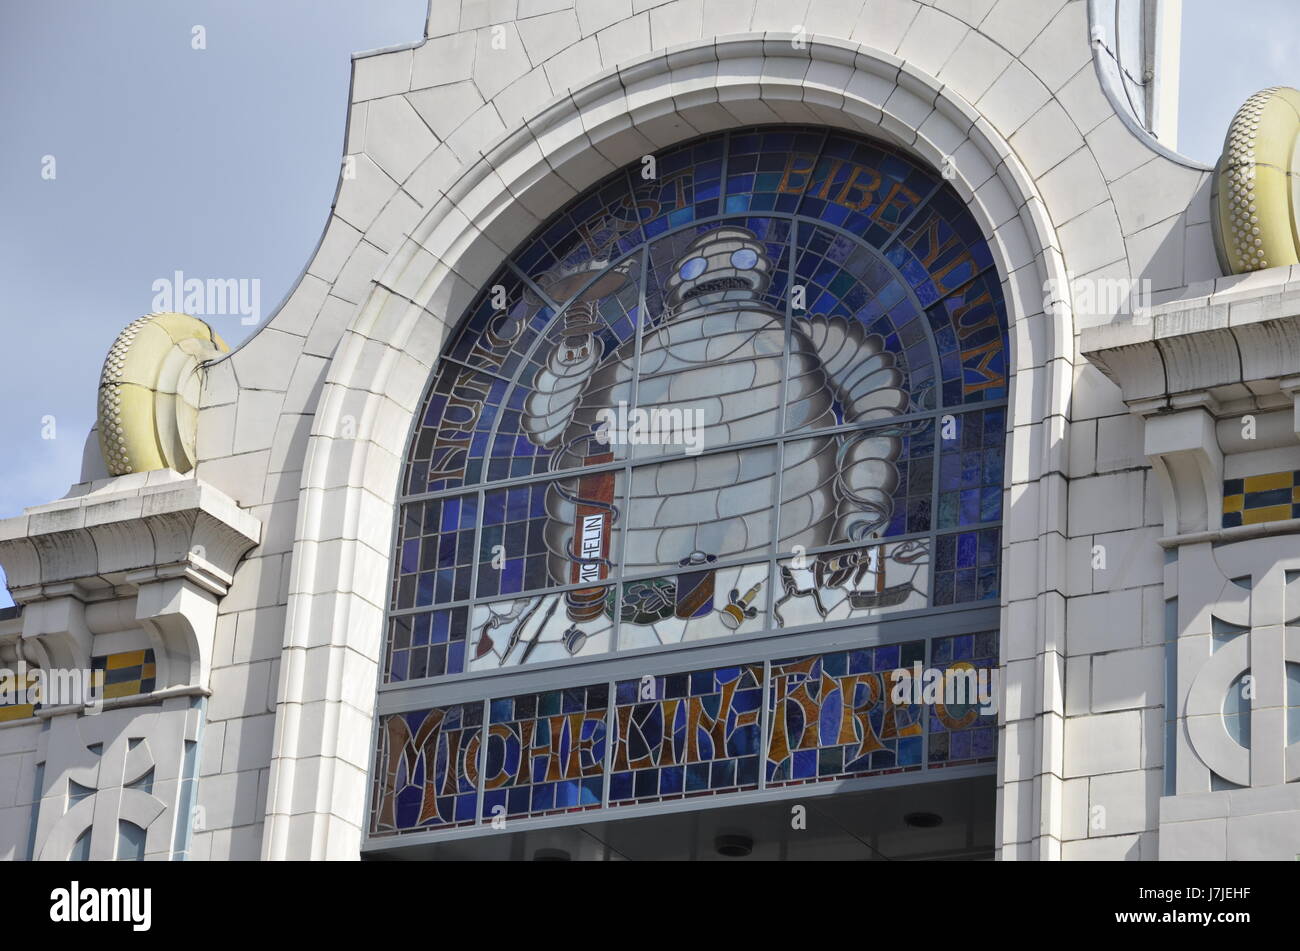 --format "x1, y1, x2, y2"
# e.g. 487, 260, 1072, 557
468, 591, 614, 669
615, 560, 770, 648
610, 663, 764, 805
927, 631, 999, 766
371, 704, 482, 836
767, 643, 926, 784
383, 125, 1009, 689
481, 684, 608, 820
